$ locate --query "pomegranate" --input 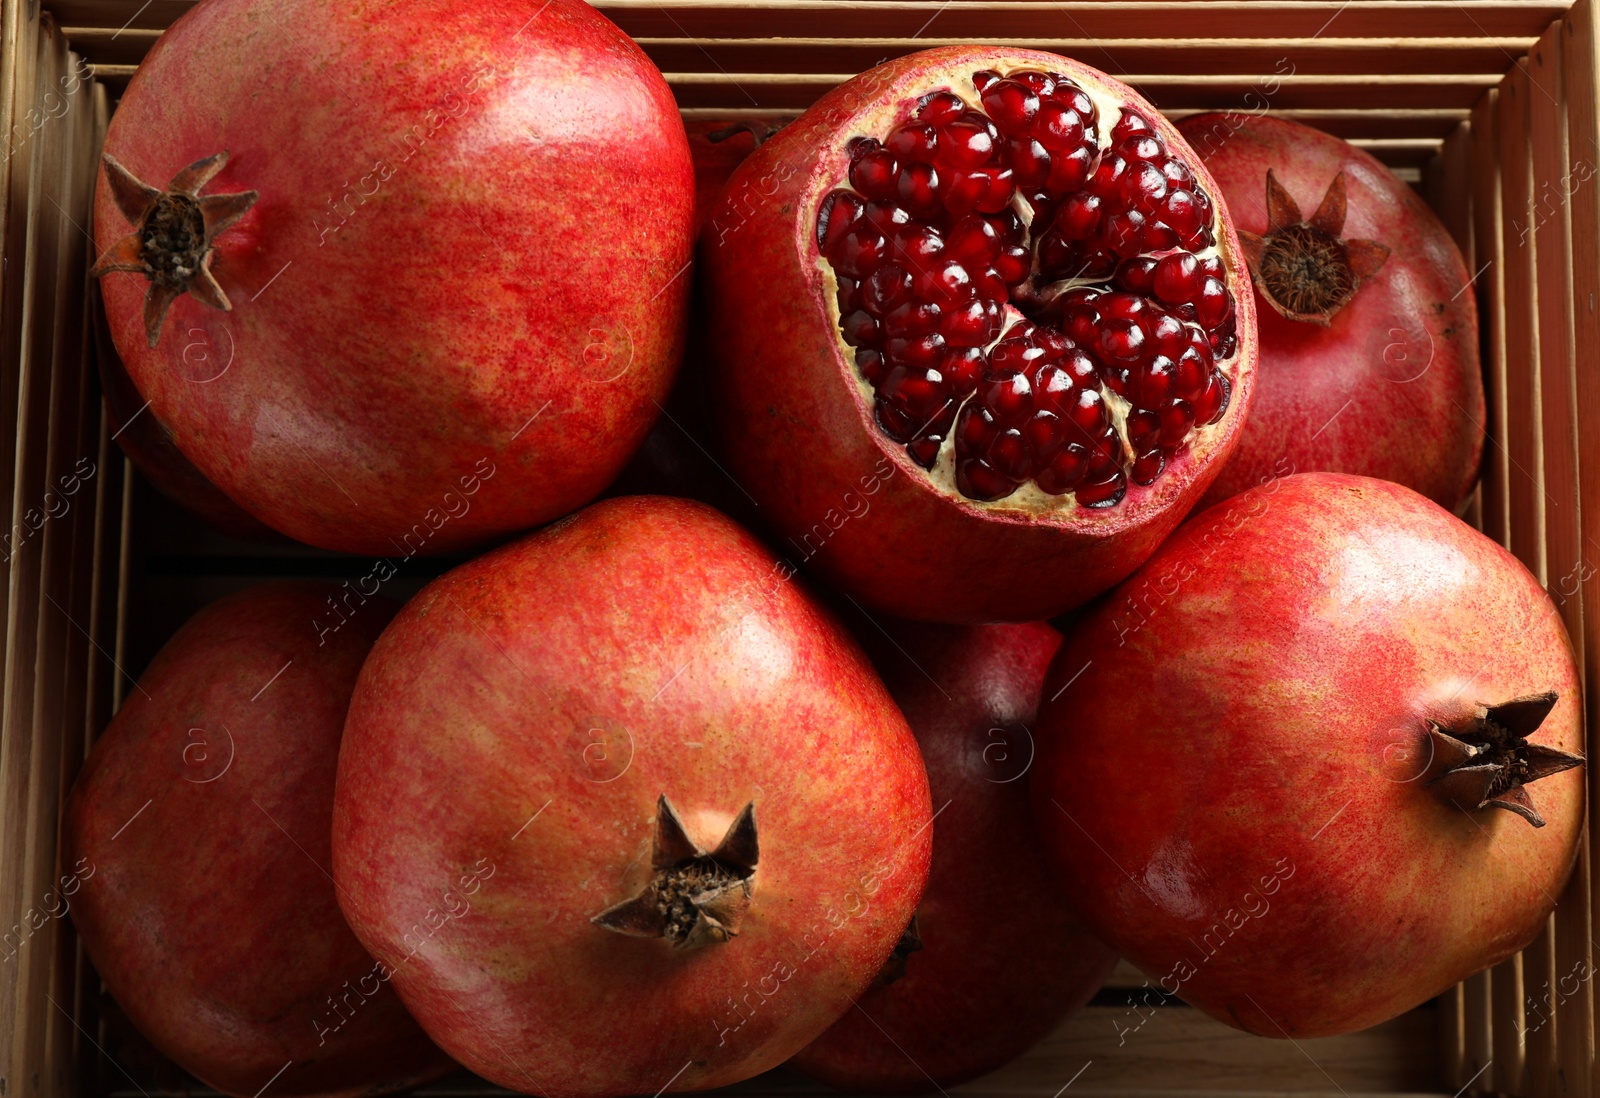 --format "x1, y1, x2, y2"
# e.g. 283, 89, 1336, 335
91, 0, 694, 555
331, 496, 932, 1096
91, 281, 278, 540
1033, 472, 1582, 1037
1176, 114, 1483, 510
700, 47, 1257, 623
790, 619, 1116, 1092
61, 583, 455, 1097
